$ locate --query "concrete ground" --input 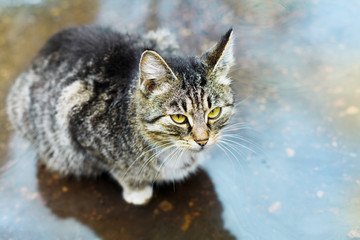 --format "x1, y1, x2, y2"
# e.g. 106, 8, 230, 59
1, 1, 360, 239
